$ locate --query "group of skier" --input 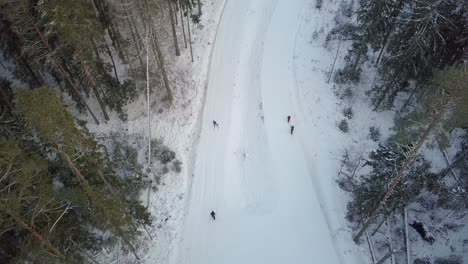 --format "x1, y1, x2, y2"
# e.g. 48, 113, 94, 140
209, 115, 294, 220
213, 115, 294, 134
